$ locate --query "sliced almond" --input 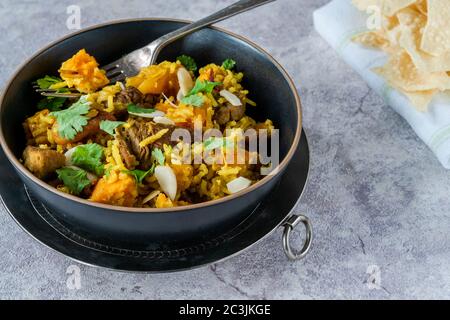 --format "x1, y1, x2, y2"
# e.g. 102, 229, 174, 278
154, 165, 177, 200
226, 176, 252, 194
220, 89, 242, 106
